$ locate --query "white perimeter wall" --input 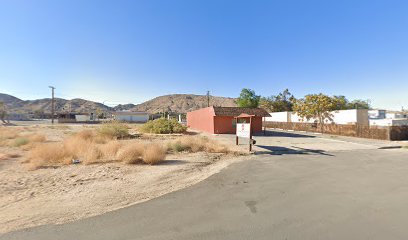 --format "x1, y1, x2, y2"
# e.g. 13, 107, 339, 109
370, 119, 408, 126
264, 109, 369, 125
116, 114, 149, 122
264, 112, 289, 122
